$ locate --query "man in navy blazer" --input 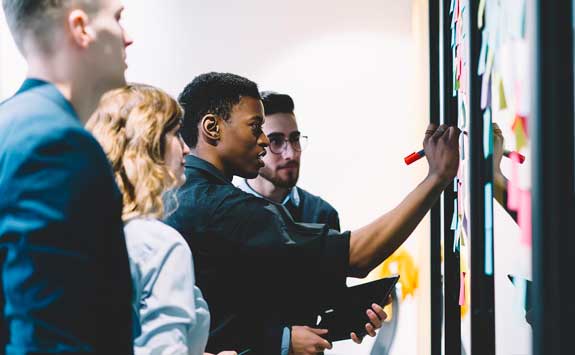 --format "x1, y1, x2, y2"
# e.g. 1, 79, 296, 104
0, 0, 134, 353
